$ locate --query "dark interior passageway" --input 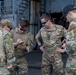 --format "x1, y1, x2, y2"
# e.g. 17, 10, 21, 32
50, 12, 69, 29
